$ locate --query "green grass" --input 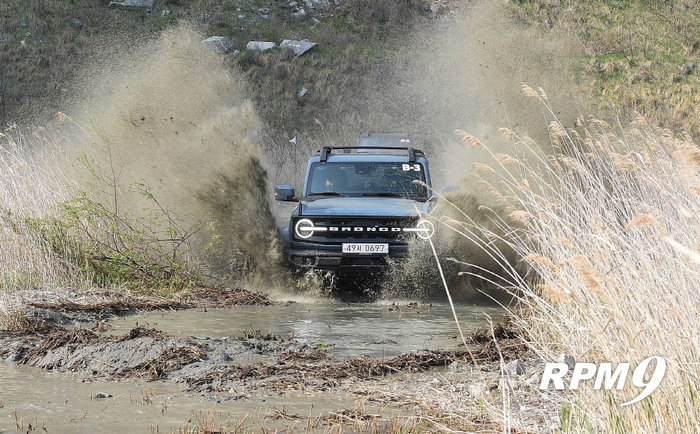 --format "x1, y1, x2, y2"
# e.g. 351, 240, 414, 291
509, 0, 700, 136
